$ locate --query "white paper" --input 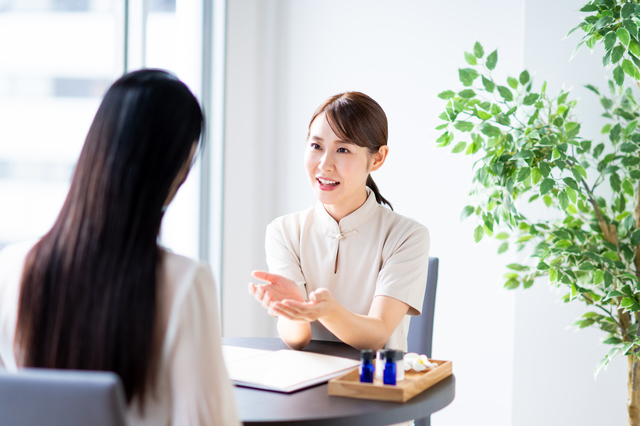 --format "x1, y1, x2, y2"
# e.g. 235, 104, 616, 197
224, 347, 360, 393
